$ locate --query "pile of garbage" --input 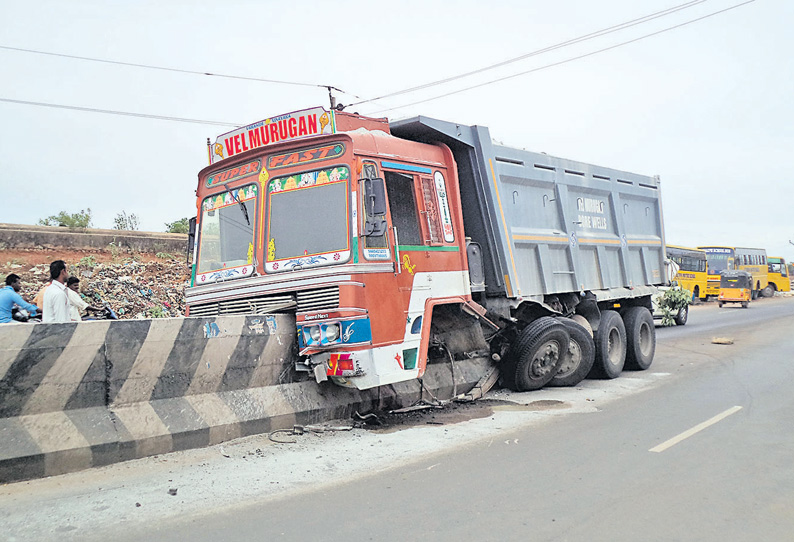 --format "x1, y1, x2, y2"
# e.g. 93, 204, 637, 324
14, 258, 190, 319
